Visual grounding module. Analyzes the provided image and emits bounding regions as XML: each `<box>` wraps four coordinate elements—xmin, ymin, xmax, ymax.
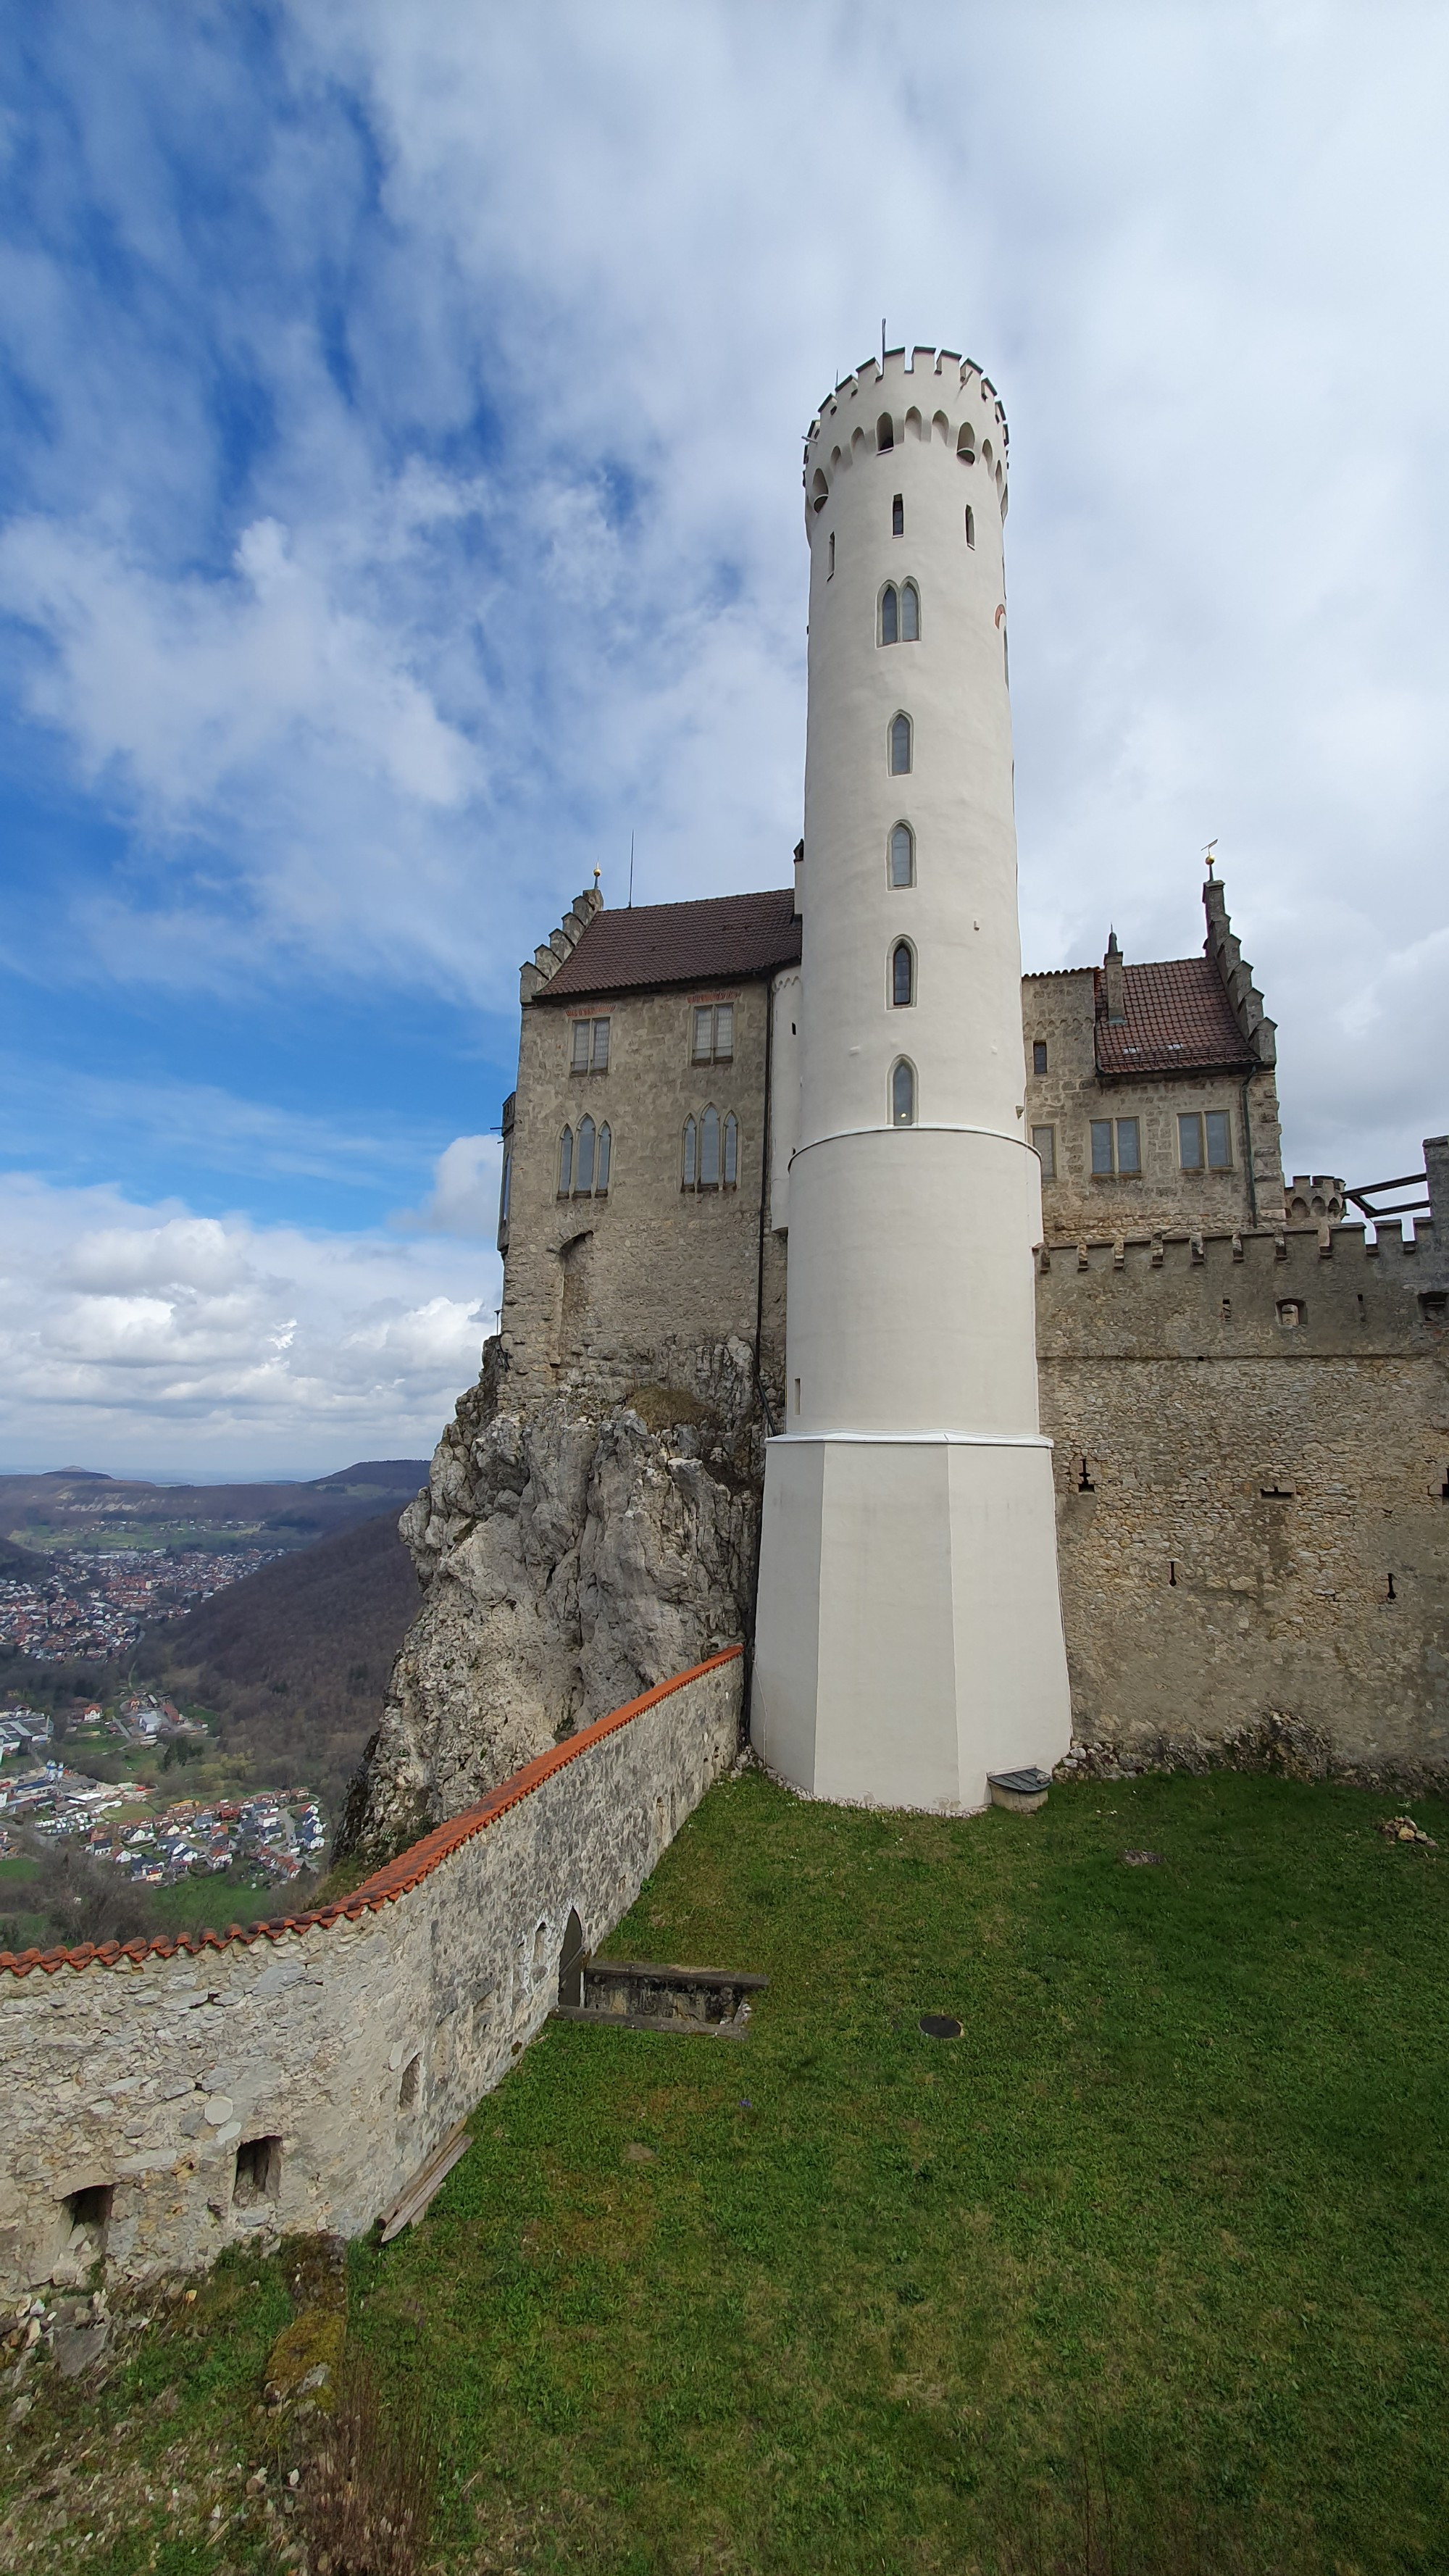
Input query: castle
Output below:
<box><xmin>3</xmin><ymin>346</ymin><xmax>1444</xmax><ymax>2300</ymax></box>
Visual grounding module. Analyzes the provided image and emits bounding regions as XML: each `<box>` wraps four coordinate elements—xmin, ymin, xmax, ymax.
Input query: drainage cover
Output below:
<box><xmin>919</xmin><ymin>2014</ymin><xmax>962</xmax><ymax>2039</ymax></box>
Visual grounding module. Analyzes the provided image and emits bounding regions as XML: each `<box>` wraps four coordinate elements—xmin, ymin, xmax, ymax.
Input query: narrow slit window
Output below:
<box><xmin>891</xmin><ymin>941</ymin><xmax>914</xmax><ymax>1007</ymax></box>
<box><xmin>889</xmin><ymin>822</ymin><xmax>914</xmax><ymax>887</ymax></box>
<box><xmin>877</xmin><ymin>412</ymin><xmax>894</xmax><ymax>451</ymax></box>
<box><xmin>1178</xmin><ymin>1112</ymin><xmax>1204</xmax><ymax>1171</ymax></box>
<box><xmin>498</xmin><ymin>1150</ymin><xmax>511</xmax><ymax>1225</ymax></box>
<box><xmin>576</xmin><ymin>1115</ymin><xmax>596</xmax><ymax>1194</ymax></box>
<box><xmin>701</xmin><ymin>1105</ymin><xmax>721</xmax><ymax>1187</ymax></box>
<box><xmin>892</xmin><ymin>492</ymin><xmax>904</xmax><ymax>536</ymax></box>
<box><xmin>1091</xmin><ymin>1119</ymin><xmax>1114</xmax><ymax>1177</ymax></box>
<box><xmin>827</xmin><ymin>530</ymin><xmax>835</xmax><ymax>577</ymax></box>
<box><xmin>1032</xmin><ymin>1039</ymin><xmax>1048</xmax><ymax>1075</ymax></box>
<box><xmin>964</xmin><ymin>505</ymin><xmax>975</xmax><ymax>549</ymax></box>
<box><xmin>1206</xmin><ymin>1110</ymin><xmax>1233</xmax><ymax>1170</ymax></box>
<box><xmin>591</xmin><ymin>1017</ymin><xmax>610</xmax><ymax>1072</ymax></box>
<box><xmin>1032</xmin><ymin>1125</ymin><xmax>1056</xmax><ymax>1180</ymax></box>
<box><xmin>558</xmin><ymin>1127</ymin><xmax>574</xmax><ymax>1196</ymax></box>
<box><xmin>880</xmin><ymin>584</ymin><xmax>898</xmax><ymax>644</ymax></box>
<box><xmin>1116</xmin><ymin>1117</ymin><xmax>1140</xmax><ymax>1176</ymax></box>
<box><xmin>891</xmin><ymin>1060</ymin><xmax>916</xmax><ymax>1127</ymax></box>
<box><xmin>682</xmin><ymin>1117</ymin><xmax>697</xmax><ymax>1189</ymax></box>
<box><xmin>723</xmin><ymin>1112</ymin><xmax>738</xmax><ymax>1187</ymax></box>
<box><xmin>596</xmin><ymin>1122</ymin><xmax>611</xmax><ymax>1193</ymax></box>
<box><xmin>571</xmin><ymin>1020</ymin><xmax>590</xmax><ymax>1073</ymax></box>
<box><xmin>890</xmin><ymin>713</ymin><xmax>912</xmax><ymax>775</ymax></box>
<box><xmin>901</xmin><ymin>580</ymin><xmax>919</xmax><ymax>640</ymax></box>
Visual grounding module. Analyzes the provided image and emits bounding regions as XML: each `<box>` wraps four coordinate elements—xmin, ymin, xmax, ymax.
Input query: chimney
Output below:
<box><xmin>1103</xmin><ymin>930</ymin><xmax>1126</xmax><ymax>1025</ymax></box>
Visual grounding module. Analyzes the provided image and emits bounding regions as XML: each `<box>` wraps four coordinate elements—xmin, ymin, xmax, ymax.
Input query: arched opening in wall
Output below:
<box><xmin>559</xmin><ymin>1908</ymin><xmax>586</xmax><ymax>2007</ymax></box>
<box><xmin>811</xmin><ymin>468</ymin><xmax>828</xmax><ymax>513</ymax></box>
<box><xmin>889</xmin><ymin>712</ymin><xmax>912</xmax><ymax>775</ymax></box>
<box><xmin>932</xmin><ymin>410</ymin><xmax>950</xmax><ymax>444</ymax></box>
<box><xmin>876</xmin><ymin>412</ymin><xmax>894</xmax><ymax>451</ymax></box>
<box><xmin>851</xmin><ymin>425</ymin><xmax>867</xmax><ymax>458</ymax></box>
<box><xmin>891</xmin><ymin>940</ymin><xmax>916</xmax><ymax>1007</ymax></box>
<box><xmin>233</xmin><ymin>2136</ymin><xmax>281</xmax><ymax>2209</ymax></box>
<box><xmin>880</xmin><ymin>583</ymin><xmax>898</xmax><ymax>644</ymax></box>
<box><xmin>889</xmin><ymin>822</ymin><xmax>915</xmax><ymax>887</ymax></box>
<box><xmin>905</xmin><ymin>407</ymin><xmax>922</xmax><ymax>441</ymax></box>
<box><xmin>900</xmin><ymin>580</ymin><xmax>919</xmax><ymax>640</ymax></box>
<box><xmin>964</xmin><ymin>505</ymin><xmax>975</xmax><ymax>549</ymax></box>
<box><xmin>59</xmin><ymin>2183</ymin><xmax>113</xmax><ymax>2265</ymax></box>
<box><xmin>532</xmin><ymin>1920</ymin><xmax>548</xmax><ymax>1975</ymax></box>
<box><xmin>891</xmin><ymin>1059</ymin><xmax>917</xmax><ymax>1127</ymax></box>
<box><xmin>982</xmin><ymin>436</ymin><xmax>994</xmax><ymax>469</ymax></box>
<box><xmin>957</xmin><ymin>422</ymin><xmax>976</xmax><ymax>462</ymax></box>
<box><xmin>555</xmin><ymin>1229</ymin><xmax>594</xmax><ymax>1359</ymax></box>
<box><xmin>830</xmin><ymin>446</ymin><xmax>842</xmax><ymax>472</ymax></box>
<box><xmin>398</xmin><ymin>2054</ymin><xmax>420</xmax><ymax>2111</ymax></box>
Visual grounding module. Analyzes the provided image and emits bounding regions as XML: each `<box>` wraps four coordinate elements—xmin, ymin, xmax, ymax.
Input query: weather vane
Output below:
<box><xmin>1203</xmin><ymin>838</ymin><xmax>1218</xmax><ymax>879</ymax></box>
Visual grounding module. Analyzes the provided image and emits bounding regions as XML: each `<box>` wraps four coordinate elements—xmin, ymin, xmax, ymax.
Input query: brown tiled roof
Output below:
<box><xmin>1095</xmin><ymin>956</ymin><xmax>1253</xmax><ymax>1077</ymax></box>
<box><xmin>537</xmin><ymin>889</ymin><xmax>801</xmax><ymax>1003</ymax></box>
<box><xmin>0</xmin><ymin>1648</ymin><xmax>742</xmax><ymax>1980</ymax></box>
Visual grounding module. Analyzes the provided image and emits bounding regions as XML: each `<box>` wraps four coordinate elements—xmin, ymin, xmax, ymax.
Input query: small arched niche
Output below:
<box><xmin>904</xmin><ymin>407</ymin><xmax>922</xmax><ymax>441</ymax></box>
<box><xmin>932</xmin><ymin>410</ymin><xmax>950</xmax><ymax>444</ymax></box>
<box><xmin>957</xmin><ymin>422</ymin><xmax>976</xmax><ymax>463</ymax></box>
<box><xmin>810</xmin><ymin>467</ymin><xmax>828</xmax><ymax>514</ymax></box>
<box><xmin>876</xmin><ymin>412</ymin><xmax>894</xmax><ymax>451</ymax></box>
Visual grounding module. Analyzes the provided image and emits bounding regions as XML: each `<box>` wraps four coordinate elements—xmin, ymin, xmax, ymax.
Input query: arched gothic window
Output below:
<box><xmin>701</xmin><ymin>1105</ymin><xmax>721</xmax><ymax>1188</ymax></box>
<box><xmin>880</xmin><ymin>584</ymin><xmax>898</xmax><ymax>646</ymax></box>
<box><xmin>681</xmin><ymin>1117</ymin><xmax>697</xmax><ymax>1190</ymax></box>
<box><xmin>723</xmin><ymin>1112</ymin><xmax>738</xmax><ymax>1187</ymax></box>
<box><xmin>557</xmin><ymin>1127</ymin><xmax>573</xmax><ymax>1196</ymax></box>
<box><xmin>876</xmin><ymin>412</ymin><xmax>894</xmax><ymax>451</ymax></box>
<box><xmin>891</xmin><ymin>1060</ymin><xmax>916</xmax><ymax>1127</ymax></box>
<box><xmin>596</xmin><ymin>1122</ymin><xmax>611</xmax><ymax>1193</ymax></box>
<box><xmin>890</xmin><ymin>712</ymin><xmax>912</xmax><ymax>775</ymax></box>
<box><xmin>889</xmin><ymin>822</ymin><xmax>914</xmax><ymax>888</ymax></box>
<box><xmin>900</xmin><ymin>580</ymin><xmax>919</xmax><ymax>640</ymax></box>
<box><xmin>892</xmin><ymin>941</ymin><xmax>914</xmax><ymax>1008</ymax></box>
<box><xmin>576</xmin><ymin>1115</ymin><xmax>596</xmax><ymax>1194</ymax></box>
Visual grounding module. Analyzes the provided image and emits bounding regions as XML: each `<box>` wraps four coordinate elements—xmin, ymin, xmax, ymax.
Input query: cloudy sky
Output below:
<box><xmin>1</xmin><ymin>2</ymin><xmax>1445</xmax><ymax>1475</ymax></box>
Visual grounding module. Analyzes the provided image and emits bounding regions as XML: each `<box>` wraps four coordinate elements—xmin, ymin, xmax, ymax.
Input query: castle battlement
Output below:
<box><xmin>519</xmin><ymin>882</ymin><xmax>603</xmax><ymax>1005</ymax></box>
<box><xmin>803</xmin><ymin>345</ymin><xmax>1009</xmax><ymax>526</ymax></box>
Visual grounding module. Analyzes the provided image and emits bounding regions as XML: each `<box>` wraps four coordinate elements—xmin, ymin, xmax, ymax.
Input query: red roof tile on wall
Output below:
<box><xmin>538</xmin><ymin>890</ymin><xmax>801</xmax><ymax>1003</ymax></box>
<box><xmin>1096</xmin><ymin>957</ymin><xmax>1252</xmax><ymax>1077</ymax></box>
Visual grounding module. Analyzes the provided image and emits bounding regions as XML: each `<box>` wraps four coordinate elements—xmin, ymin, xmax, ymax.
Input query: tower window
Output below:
<box><xmin>558</xmin><ymin>1126</ymin><xmax>573</xmax><ymax>1196</ymax></box>
<box><xmin>700</xmin><ymin>1105</ymin><xmax>721</xmax><ymax>1188</ymax></box>
<box><xmin>881</xmin><ymin>584</ymin><xmax>898</xmax><ymax>645</ymax></box>
<box><xmin>901</xmin><ymin>580</ymin><xmax>919</xmax><ymax>640</ymax></box>
<box><xmin>1032</xmin><ymin>1040</ymin><xmax>1048</xmax><ymax>1075</ymax></box>
<box><xmin>571</xmin><ymin>1016</ymin><xmax>610</xmax><ymax>1073</ymax></box>
<box><xmin>965</xmin><ymin>505</ymin><xmax>975</xmax><ymax>549</ymax></box>
<box><xmin>692</xmin><ymin>1002</ymin><xmax>734</xmax><ymax>1064</ymax></box>
<box><xmin>957</xmin><ymin>422</ymin><xmax>976</xmax><ymax>463</ymax></box>
<box><xmin>1032</xmin><ymin>1125</ymin><xmax>1056</xmax><ymax>1180</ymax></box>
<box><xmin>828</xmin><ymin>530</ymin><xmax>835</xmax><ymax>577</ymax></box>
<box><xmin>682</xmin><ymin>1117</ymin><xmax>697</xmax><ymax>1189</ymax></box>
<box><xmin>576</xmin><ymin>1115</ymin><xmax>596</xmax><ymax>1194</ymax></box>
<box><xmin>891</xmin><ymin>1060</ymin><xmax>916</xmax><ymax>1127</ymax></box>
<box><xmin>891</xmin><ymin>941</ymin><xmax>914</xmax><ymax>1008</ymax></box>
<box><xmin>892</xmin><ymin>492</ymin><xmax>903</xmax><ymax>537</ymax></box>
<box><xmin>889</xmin><ymin>713</ymin><xmax>912</xmax><ymax>775</ymax></box>
<box><xmin>889</xmin><ymin>822</ymin><xmax>914</xmax><ymax>888</ymax></box>
<box><xmin>877</xmin><ymin>412</ymin><xmax>893</xmax><ymax>451</ymax></box>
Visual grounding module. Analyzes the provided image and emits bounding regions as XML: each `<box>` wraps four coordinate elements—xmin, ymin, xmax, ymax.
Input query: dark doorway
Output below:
<box><xmin>558</xmin><ymin>1908</ymin><xmax>587</xmax><ymax>2008</ymax></box>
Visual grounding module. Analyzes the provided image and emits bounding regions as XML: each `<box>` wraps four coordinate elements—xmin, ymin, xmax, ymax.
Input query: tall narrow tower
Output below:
<box><xmin>751</xmin><ymin>346</ymin><xmax>1072</xmax><ymax>1809</ymax></box>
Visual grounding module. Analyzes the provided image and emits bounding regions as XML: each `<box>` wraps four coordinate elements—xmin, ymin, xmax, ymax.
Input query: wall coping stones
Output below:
<box><xmin>0</xmin><ymin>1646</ymin><xmax>743</xmax><ymax>1983</ymax></box>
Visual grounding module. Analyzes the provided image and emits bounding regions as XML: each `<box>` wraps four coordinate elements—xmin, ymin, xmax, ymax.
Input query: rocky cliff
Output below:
<box><xmin>335</xmin><ymin>1337</ymin><xmax>761</xmax><ymax>1861</ymax></box>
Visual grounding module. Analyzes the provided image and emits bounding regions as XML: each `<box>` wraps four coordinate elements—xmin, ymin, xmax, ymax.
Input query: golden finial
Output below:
<box><xmin>1203</xmin><ymin>838</ymin><xmax>1218</xmax><ymax>879</ymax></box>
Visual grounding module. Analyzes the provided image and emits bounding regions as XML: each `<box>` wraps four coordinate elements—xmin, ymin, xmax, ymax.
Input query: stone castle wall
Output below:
<box><xmin>0</xmin><ymin>1652</ymin><xmax>743</xmax><ymax>2298</ymax></box>
<box><xmin>1037</xmin><ymin>1220</ymin><xmax>1449</xmax><ymax>1777</ymax></box>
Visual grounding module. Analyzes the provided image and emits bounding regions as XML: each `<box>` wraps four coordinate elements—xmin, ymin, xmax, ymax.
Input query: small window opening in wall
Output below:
<box><xmin>1179</xmin><ymin>1109</ymin><xmax>1232</xmax><ymax>1171</ymax></box>
<box><xmin>1169</xmin><ymin>1560</ymin><xmax>1177</xmax><ymax>1587</ymax></box>
<box><xmin>1077</xmin><ymin>1458</ymin><xmax>1095</xmax><ymax>1491</ymax></box>
<box><xmin>700</xmin><ymin>1104</ymin><xmax>722</xmax><ymax>1187</ymax></box>
<box><xmin>900</xmin><ymin>580</ymin><xmax>919</xmax><ymax>640</ymax></box>
<box><xmin>964</xmin><ymin>504</ymin><xmax>976</xmax><ymax>549</ymax></box>
<box><xmin>881</xmin><ymin>583</ymin><xmax>898</xmax><ymax>644</ymax></box>
<box><xmin>692</xmin><ymin>1001</ymin><xmax>734</xmax><ymax>1064</ymax></box>
<box><xmin>1091</xmin><ymin>1117</ymin><xmax>1140</xmax><ymax>1177</ymax></box>
<box><xmin>1031</xmin><ymin>1125</ymin><xmax>1056</xmax><ymax>1180</ymax></box>
<box><xmin>1221</xmin><ymin>1296</ymin><xmax>1232</xmax><ymax>1321</ymax></box>
<box><xmin>877</xmin><ymin>412</ymin><xmax>894</xmax><ymax>451</ymax></box>
<box><xmin>1387</xmin><ymin>1570</ymin><xmax>1397</xmax><ymax>1602</ymax></box>
<box><xmin>233</xmin><ymin>2136</ymin><xmax>281</xmax><ymax>2208</ymax></box>
<box><xmin>827</xmin><ymin>530</ymin><xmax>835</xmax><ymax>577</ymax></box>
<box><xmin>1440</xmin><ymin>1464</ymin><xmax>1449</xmax><ymax>1500</ymax></box>
<box><xmin>62</xmin><ymin>2183</ymin><xmax>113</xmax><ymax>2251</ymax></box>
<box><xmin>398</xmin><ymin>2054</ymin><xmax>420</xmax><ymax>2111</ymax></box>
<box><xmin>571</xmin><ymin>1015</ymin><xmax>611</xmax><ymax>1074</ymax></box>
<box><xmin>1277</xmin><ymin>1299</ymin><xmax>1303</xmax><ymax>1330</ymax></box>
<box><xmin>793</xmin><ymin>1377</ymin><xmax>801</xmax><ymax>1415</ymax></box>
<box><xmin>559</xmin><ymin>1908</ymin><xmax>586</xmax><ymax>2008</ymax></box>
<box><xmin>889</xmin><ymin>822</ymin><xmax>914</xmax><ymax>887</ymax></box>
<box><xmin>892</xmin><ymin>492</ymin><xmax>903</xmax><ymax>536</ymax></box>
<box><xmin>1032</xmin><ymin>1039</ymin><xmax>1047</xmax><ymax>1075</ymax></box>
<box><xmin>889</xmin><ymin>712</ymin><xmax>912</xmax><ymax>775</ymax></box>
<box><xmin>533</xmin><ymin>1920</ymin><xmax>548</xmax><ymax>1975</ymax></box>
<box><xmin>957</xmin><ymin>422</ymin><xmax>975</xmax><ymax>462</ymax></box>
<box><xmin>1261</xmin><ymin>1483</ymin><xmax>1295</xmax><ymax>1500</ymax></box>
<box><xmin>891</xmin><ymin>941</ymin><xmax>914</xmax><ymax>1007</ymax></box>
<box><xmin>891</xmin><ymin>1059</ymin><xmax>916</xmax><ymax>1126</ymax></box>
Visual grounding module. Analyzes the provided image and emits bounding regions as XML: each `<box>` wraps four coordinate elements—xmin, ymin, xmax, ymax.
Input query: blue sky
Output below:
<box><xmin>1</xmin><ymin>2</ymin><xmax>1446</xmax><ymax>1472</ymax></box>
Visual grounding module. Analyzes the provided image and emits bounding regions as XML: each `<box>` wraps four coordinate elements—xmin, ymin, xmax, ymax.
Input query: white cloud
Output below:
<box><xmin>0</xmin><ymin>1173</ymin><xmax>499</xmax><ymax>1475</ymax></box>
<box><xmin>395</xmin><ymin>1133</ymin><xmax>504</xmax><ymax>1239</ymax></box>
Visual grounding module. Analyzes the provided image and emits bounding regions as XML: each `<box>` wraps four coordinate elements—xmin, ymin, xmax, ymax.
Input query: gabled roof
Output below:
<box><xmin>1095</xmin><ymin>956</ymin><xmax>1254</xmax><ymax>1077</ymax></box>
<box><xmin>536</xmin><ymin>889</ymin><xmax>801</xmax><ymax>1004</ymax></box>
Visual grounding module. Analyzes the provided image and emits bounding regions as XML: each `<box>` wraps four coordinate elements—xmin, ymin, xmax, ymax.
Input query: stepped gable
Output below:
<box><xmin>535</xmin><ymin>888</ymin><xmax>801</xmax><ymax>1004</ymax></box>
<box><xmin>1095</xmin><ymin>954</ymin><xmax>1254</xmax><ymax>1077</ymax></box>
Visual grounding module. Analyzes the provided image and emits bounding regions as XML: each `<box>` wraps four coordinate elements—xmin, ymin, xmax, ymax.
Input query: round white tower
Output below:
<box><xmin>751</xmin><ymin>343</ymin><xmax>1072</xmax><ymax>1810</ymax></box>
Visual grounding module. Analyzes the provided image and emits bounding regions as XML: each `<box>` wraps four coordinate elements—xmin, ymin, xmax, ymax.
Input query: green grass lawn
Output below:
<box><xmin>4</xmin><ymin>1768</ymin><xmax>1448</xmax><ymax>2574</ymax></box>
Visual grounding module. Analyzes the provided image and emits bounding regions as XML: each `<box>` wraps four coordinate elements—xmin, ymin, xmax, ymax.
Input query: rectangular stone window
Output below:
<box><xmin>571</xmin><ymin>1017</ymin><xmax>611</xmax><ymax>1074</ymax></box>
<box><xmin>1032</xmin><ymin>1125</ymin><xmax>1056</xmax><ymax>1180</ymax></box>
<box><xmin>1179</xmin><ymin>1110</ymin><xmax>1233</xmax><ymax>1171</ymax></box>
<box><xmin>1092</xmin><ymin>1118</ymin><xmax>1140</xmax><ymax>1177</ymax></box>
<box><xmin>692</xmin><ymin>1003</ymin><xmax>734</xmax><ymax>1064</ymax></box>
<box><xmin>1032</xmin><ymin>1040</ymin><xmax>1048</xmax><ymax>1075</ymax></box>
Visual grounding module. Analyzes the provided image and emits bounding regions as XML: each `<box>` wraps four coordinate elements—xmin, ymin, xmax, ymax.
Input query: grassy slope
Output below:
<box><xmin>3</xmin><ymin>1769</ymin><xmax>1448</xmax><ymax>2575</ymax></box>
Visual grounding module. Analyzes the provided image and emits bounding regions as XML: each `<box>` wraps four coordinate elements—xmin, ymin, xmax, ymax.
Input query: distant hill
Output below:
<box><xmin>135</xmin><ymin>1512</ymin><xmax>425</xmax><ymax>1811</ymax></box>
<box><xmin>0</xmin><ymin>1459</ymin><xmax>429</xmax><ymax>1555</ymax></box>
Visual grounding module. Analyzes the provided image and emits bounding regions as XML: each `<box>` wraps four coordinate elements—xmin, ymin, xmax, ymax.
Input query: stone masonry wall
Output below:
<box><xmin>1037</xmin><ymin>1220</ymin><xmax>1449</xmax><ymax>1778</ymax></box>
<box><xmin>0</xmin><ymin>1652</ymin><xmax>742</xmax><ymax>2299</ymax></box>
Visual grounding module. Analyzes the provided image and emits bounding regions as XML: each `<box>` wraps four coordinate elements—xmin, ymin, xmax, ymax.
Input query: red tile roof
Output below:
<box><xmin>538</xmin><ymin>889</ymin><xmax>801</xmax><ymax>1004</ymax></box>
<box><xmin>0</xmin><ymin>1646</ymin><xmax>743</xmax><ymax>1979</ymax></box>
<box><xmin>1095</xmin><ymin>956</ymin><xmax>1252</xmax><ymax>1077</ymax></box>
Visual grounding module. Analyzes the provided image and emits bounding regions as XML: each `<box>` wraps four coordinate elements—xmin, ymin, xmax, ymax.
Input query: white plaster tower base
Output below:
<box><xmin>751</xmin><ymin>346</ymin><xmax>1071</xmax><ymax>1811</ymax></box>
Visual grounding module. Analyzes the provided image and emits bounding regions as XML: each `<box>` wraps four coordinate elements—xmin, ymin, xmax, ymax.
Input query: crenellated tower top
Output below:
<box><xmin>802</xmin><ymin>345</ymin><xmax>1009</xmax><ymax>533</ymax></box>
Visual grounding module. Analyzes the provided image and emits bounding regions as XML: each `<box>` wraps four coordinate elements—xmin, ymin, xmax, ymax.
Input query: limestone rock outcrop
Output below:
<box><xmin>336</xmin><ymin>1338</ymin><xmax>761</xmax><ymax>1859</ymax></box>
